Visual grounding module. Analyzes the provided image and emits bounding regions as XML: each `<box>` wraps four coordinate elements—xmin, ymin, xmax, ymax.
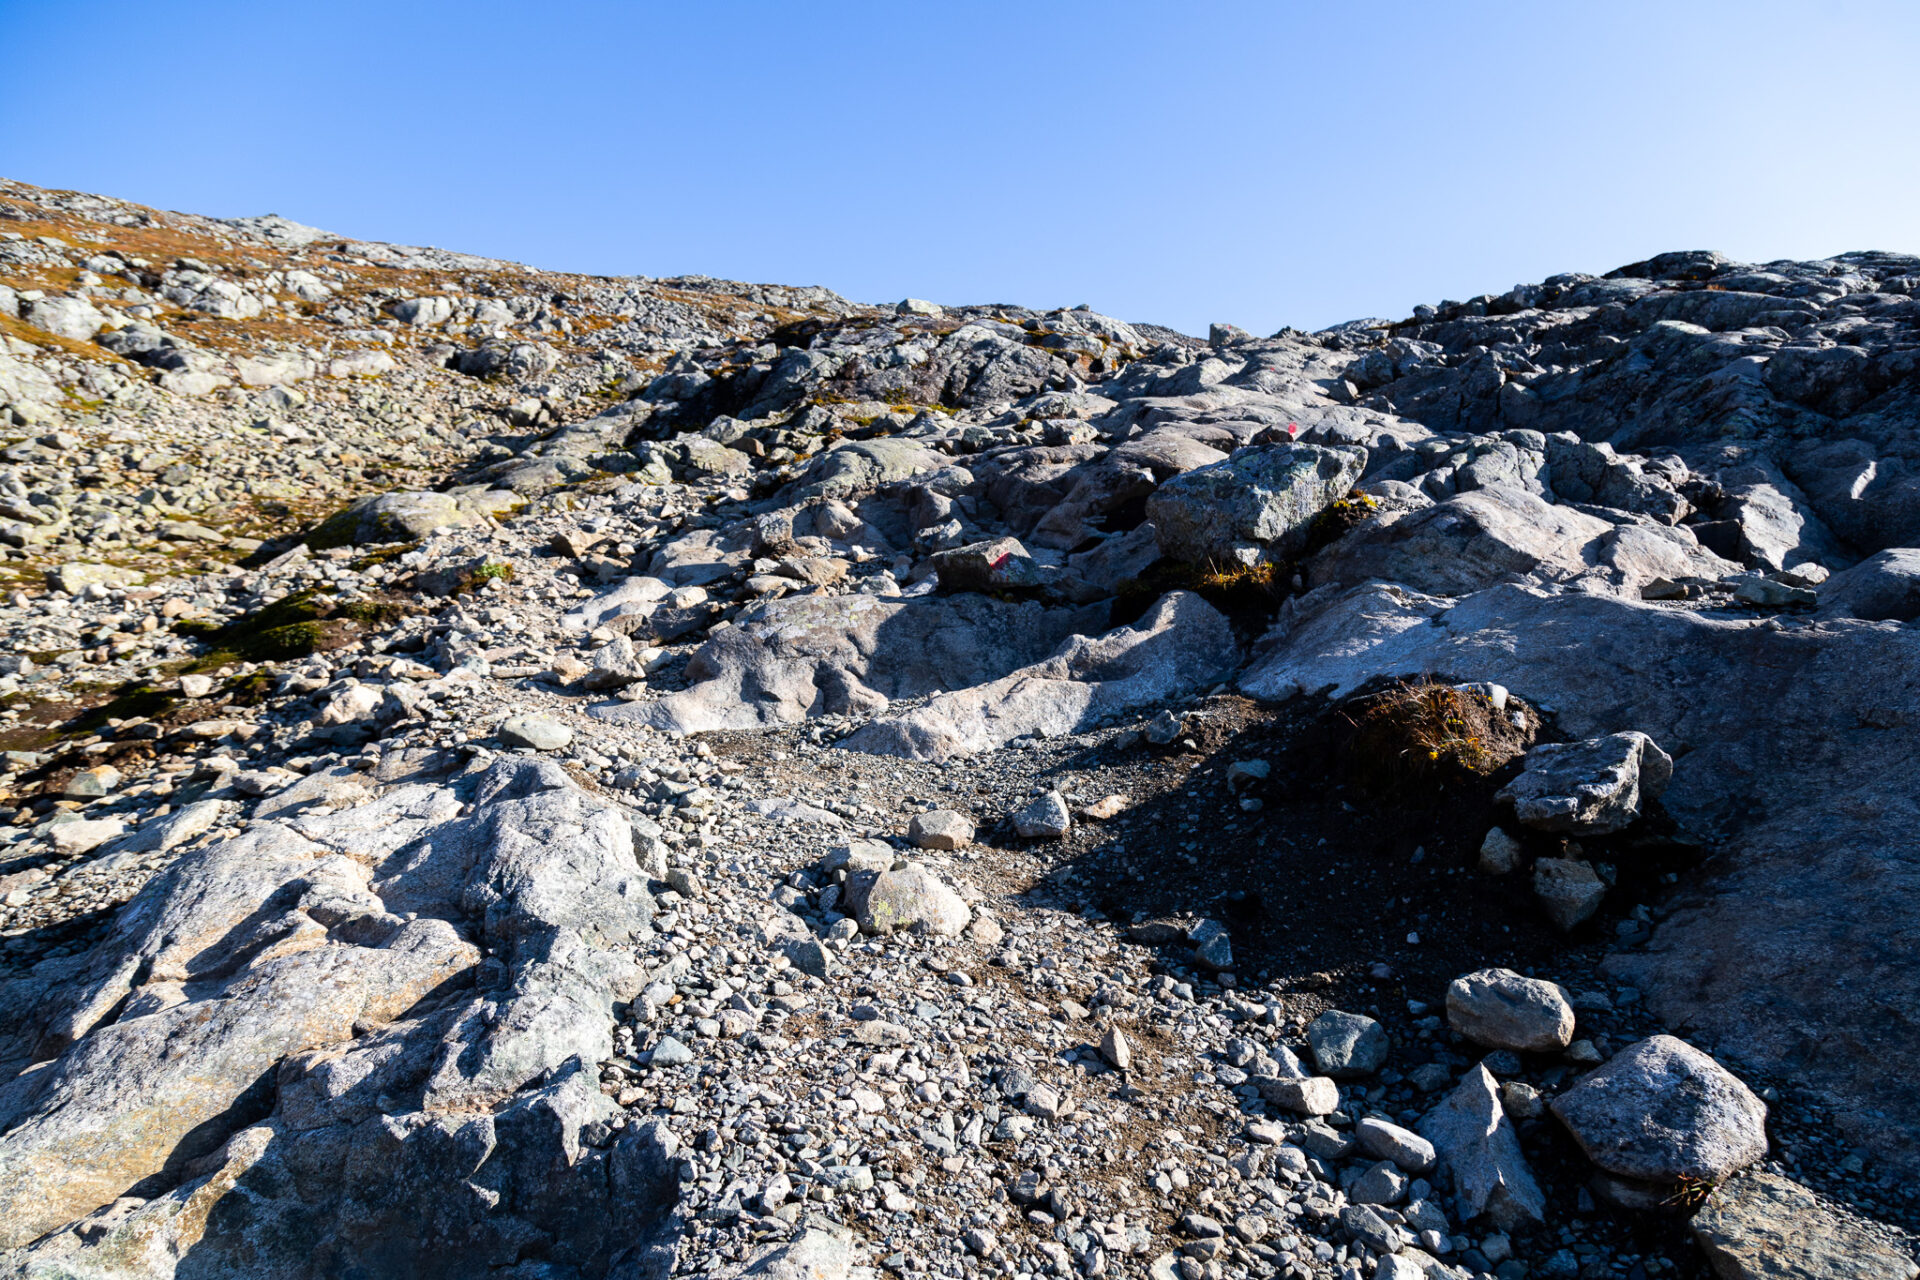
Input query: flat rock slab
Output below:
<box><xmin>1691</xmin><ymin>1169</ymin><xmax>1919</xmax><ymax>1280</ymax></box>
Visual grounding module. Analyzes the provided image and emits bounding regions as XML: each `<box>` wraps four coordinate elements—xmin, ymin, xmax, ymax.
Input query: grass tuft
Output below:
<box><xmin>1337</xmin><ymin>678</ymin><xmax>1533</xmax><ymax>797</ymax></box>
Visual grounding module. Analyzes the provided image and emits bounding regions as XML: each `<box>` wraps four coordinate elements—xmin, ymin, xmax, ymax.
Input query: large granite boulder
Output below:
<box><xmin>1147</xmin><ymin>442</ymin><xmax>1365</xmax><ymax>566</ymax></box>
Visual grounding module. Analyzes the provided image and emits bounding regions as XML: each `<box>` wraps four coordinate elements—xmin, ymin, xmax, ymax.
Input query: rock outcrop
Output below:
<box><xmin>1</xmin><ymin>177</ymin><xmax>1914</xmax><ymax>1277</ymax></box>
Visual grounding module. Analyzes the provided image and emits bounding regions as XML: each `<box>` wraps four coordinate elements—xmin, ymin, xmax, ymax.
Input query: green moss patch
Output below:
<box><xmin>174</xmin><ymin>589</ymin><xmax>414</xmax><ymax>667</ymax></box>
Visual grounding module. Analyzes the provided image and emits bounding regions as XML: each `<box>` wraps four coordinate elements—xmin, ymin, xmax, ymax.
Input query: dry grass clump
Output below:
<box><xmin>1338</xmin><ymin>678</ymin><xmax>1534</xmax><ymax>796</ymax></box>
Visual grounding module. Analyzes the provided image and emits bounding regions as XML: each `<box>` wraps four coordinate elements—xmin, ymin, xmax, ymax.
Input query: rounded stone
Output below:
<box><xmin>908</xmin><ymin>809</ymin><xmax>975</xmax><ymax>850</ymax></box>
<box><xmin>1307</xmin><ymin>1009</ymin><xmax>1389</xmax><ymax>1078</ymax></box>
<box><xmin>1447</xmin><ymin>968</ymin><xmax>1576</xmax><ymax>1052</ymax></box>
<box><xmin>1550</xmin><ymin>1035</ymin><xmax>1768</xmax><ymax>1184</ymax></box>
<box><xmin>499</xmin><ymin>714</ymin><xmax>572</xmax><ymax>751</ymax></box>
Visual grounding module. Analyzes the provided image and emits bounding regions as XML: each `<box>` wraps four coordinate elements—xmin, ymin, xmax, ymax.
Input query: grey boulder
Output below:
<box><xmin>1147</xmin><ymin>442</ymin><xmax>1365</xmax><ymax>566</ymax></box>
<box><xmin>1312</xmin><ymin>484</ymin><xmax>1612</xmax><ymax>596</ymax></box>
<box><xmin>1551</xmin><ymin>1034</ymin><xmax>1768</xmax><ymax>1187</ymax></box>
<box><xmin>1418</xmin><ymin>1063</ymin><xmax>1546</xmax><ymax>1231</ymax></box>
<box><xmin>1532</xmin><ymin>857</ymin><xmax>1607</xmax><ymax>931</ymax></box>
<box><xmin>1446</xmin><ymin>969</ymin><xmax>1575</xmax><ymax>1052</ymax></box>
<box><xmin>1496</xmin><ymin>731</ymin><xmax>1673</xmax><ymax>835</ymax></box>
<box><xmin>1354</xmin><ymin>1116</ymin><xmax>1437</xmax><ymax>1175</ymax></box>
<box><xmin>312</xmin><ymin>490</ymin><xmax>490</xmax><ymax>546</ymax></box>
<box><xmin>855</xmin><ymin>864</ymin><xmax>970</xmax><ymax>937</ymax></box>
<box><xmin>1307</xmin><ymin>1009</ymin><xmax>1388</xmax><ymax>1078</ymax></box>
<box><xmin>499</xmin><ymin>713</ymin><xmax>572</xmax><ymax>751</ymax></box>
<box><xmin>1012</xmin><ymin>791</ymin><xmax>1071</xmax><ymax>839</ymax></box>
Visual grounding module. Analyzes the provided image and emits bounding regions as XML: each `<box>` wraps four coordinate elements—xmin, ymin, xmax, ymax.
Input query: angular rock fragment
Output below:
<box><xmin>1497</xmin><ymin>731</ymin><xmax>1673</xmax><ymax>835</ymax></box>
<box><xmin>1148</xmin><ymin>442</ymin><xmax>1366</xmax><ymax>566</ymax></box>
<box><xmin>1012</xmin><ymin>791</ymin><xmax>1071</xmax><ymax>839</ymax></box>
<box><xmin>1532</xmin><ymin>856</ymin><xmax>1606</xmax><ymax>931</ymax></box>
<box><xmin>1257</xmin><ymin>1075</ymin><xmax>1340</xmax><ymax>1115</ymax></box>
<box><xmin>1418</xmin><ymin>1063</ymin><xmax>1546</xmax><ymax>1231</ymax></box>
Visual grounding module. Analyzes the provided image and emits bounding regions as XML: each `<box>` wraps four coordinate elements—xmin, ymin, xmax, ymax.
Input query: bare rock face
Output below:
<box><xmin>1551</xmin><ymin>1035</ymin><xmax>1768</xmax><ymax>1188</ymax></box>
<box><xmin>0</xmin><ymin>758</ymin><xmax>681</xmax><ymax>1275</ymax></box>
<box><xmin>1418</xmin><ymin>1064</ymin><xmax>1546</xmax><ymax>1232</ymax></box>
<box><xmin>600</xmin><ymin>593</ymin><xmax>1105</xmax><ymax>735</ymax></box>
<box><xmin>841</xmin><ymin>592</ymin><xmax>1236</xmax><ymax>762</ymax></box>
<box><xmin>1496</xmin><ymin>732</ymin><xmax>1673</xmax><ymax>836</ymax></box>
<box><xmin>1240</xmin><ymin>580</ymin><xmax>1920</xmax><ymax>1173</ymax></box>
<box><xmin>1691</xmin><ymin>1169</ymin><xmax>1920</xmax><ymax>1280</ymax></box>
<box><xmin>1312</xmin><ymin>485</ymin><xmax>1615</xmax><ymax>596</ymax></box>
<box><xmin>1818</xmin><ymin>546</ymin><xmax>1920</xmax><ymax>622</ymax></box>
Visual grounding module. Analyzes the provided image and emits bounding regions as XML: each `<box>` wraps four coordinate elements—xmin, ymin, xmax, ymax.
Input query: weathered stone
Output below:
<box><xmin>844</xmin><ymin>591</ymin><xmax>1235</xmax><ymax>762</ymax></box>
<box><xmin>1307</xmin><ymin>1009</ymin><xmax>1388</xmax><ymax>1078</ymax></box>
<box><xmin>1355</xmin><ymin>1117</ymin><xmax>1437</xmax><ymax>1175</ymax></box>
<box><xmin>1532</xmin><ymin>857</ymin><xmax>1607</xmax><ymax>931</ymax></box>
<box><xmin>1496</xmin><ymin>731</ymin><xmax>1673</xmax><ymax>835</ymax></box>
<box><xmin>312</xmin><ymin>490</ymin><xmax>488</xmax><ymax>546</ymax></box>
<box><xmin>1446</xmin><ymin>969</ymin><xmax>1576</xmax><ymax>1052</ymax></box>
<box><xmin>932</xmin><ymin>536</ymin><xmax>1047</xmax><ymax>593</ymax></box>
<box><xmin>1256</xmin><ymin>1075</ymin><xmax>1340</xmax><ymax>1115</ymax></box>
<box><xmin>1691</xmin><ymin>1169</ymin><xmax>1920</xmax><ymax>1280</ymax></box>
<box><xmin>499</xmin><ymin>713</ymin><xmax>572</xmax><ymax>751</ymax></box>
<box><xmin>1012</xmin><ymin>791</ymin><xmax>1071</xmax><ymax>839</ymax></box>
<box><xmin>1418</xmin><ymin>1063</ymin><xmax>1546</xmax><ymax>1231</ymax></box>
<box><xmin>1551</xmin><ymin>1035</ymin><xmax>1768</xmax><ymax>1186</ymax></box>
<box><xmin>907</xmin><ymin>809</ymin><xmax>974</xmax><ymax>850</ymax></box>
<box><xmin>602</xmin><ymin>592</ymin><xmax>1104</xmax><ymax>735</ymax></box>
<box><xmin>1478</xmin><ymin>827</ymin><xmax>1523</xmax><ymax>874</ymax></box>
<box><xmin>1148</xmin><ymin>442</ymin><xmax>1366</xmax><ymax>566</ymax></box>
<box><xmin>855</xmin><ymin>864</ymin><xmax>970</xmax><ymax>936</ymax></box>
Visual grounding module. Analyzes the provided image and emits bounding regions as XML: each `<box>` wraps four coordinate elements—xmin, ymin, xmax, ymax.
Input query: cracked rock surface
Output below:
<box><xmin>0</xmin><ymin>181</ymin><xmax>1914</xmax><ymax>1277</ymax></box>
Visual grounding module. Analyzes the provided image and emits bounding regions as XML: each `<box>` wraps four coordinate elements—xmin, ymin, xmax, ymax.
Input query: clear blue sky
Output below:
<box><xmin>5</xmin><ymin>1</ymin><xmax>1918</xmax><ymax>336</ymax></box>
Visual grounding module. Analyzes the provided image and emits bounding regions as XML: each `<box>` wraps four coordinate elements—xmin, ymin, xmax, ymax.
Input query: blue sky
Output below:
<box><xmin>5</xmin><ymin>1</ymin><xmax>1918</xmax><ymax>336</ymax></box>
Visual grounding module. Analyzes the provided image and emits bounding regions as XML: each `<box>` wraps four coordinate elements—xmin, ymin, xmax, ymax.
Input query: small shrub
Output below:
<box><xmin>1338</xmin><ymin>678</ymin><xmax>1533</xmax><ymax>796</ymax></box>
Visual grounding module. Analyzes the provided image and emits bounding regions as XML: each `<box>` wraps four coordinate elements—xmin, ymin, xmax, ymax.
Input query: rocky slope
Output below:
<box><xmin>0</xmin><ymin>176</ymin><xmax>1914</xmax><ymax>1280</ymax></box>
